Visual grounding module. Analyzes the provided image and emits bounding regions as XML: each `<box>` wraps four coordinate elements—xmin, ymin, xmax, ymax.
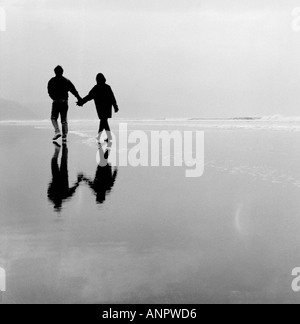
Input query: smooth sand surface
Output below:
<box><xmin>1</xmin><ymin>120</ymin><xmax>300</xmax><ymax>304</ymax></box>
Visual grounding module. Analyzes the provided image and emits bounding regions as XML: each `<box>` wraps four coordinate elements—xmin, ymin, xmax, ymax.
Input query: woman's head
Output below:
<box><xmin>96</xmin><ymin>73</ymin><xmax>106</xmax><ymax>84</ymax></box>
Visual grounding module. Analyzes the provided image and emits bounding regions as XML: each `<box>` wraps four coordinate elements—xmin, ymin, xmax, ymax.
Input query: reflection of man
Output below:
<box><xmin>48</xmin><ymin>66</ymin><xmax>82</xmax><ymax>142</ymax></box>
<box><xmin>80</xmin><ymin>143</ymin><xmax>118</xmax><ymax>204</ymax></box>
<box><xmin>48</xmin><ymin>143</ymin><xmax>81</xmax><ymax>212</ymax></box>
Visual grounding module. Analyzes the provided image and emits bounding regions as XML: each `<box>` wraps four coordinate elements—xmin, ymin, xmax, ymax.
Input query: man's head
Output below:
<box><xmin>96</xmin><ymin>73</ymin><xmax>106</xmax><ymax>85</ymax></box>
<box><xmin>54</xmin><ymin>66</ymin><xmax>64</xmax><ymax>77</ymax></box>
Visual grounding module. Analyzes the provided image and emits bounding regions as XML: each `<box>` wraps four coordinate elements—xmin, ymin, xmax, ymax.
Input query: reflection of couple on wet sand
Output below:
<box><xmin>48</xmin><ymin>66</ymin><xmax>119</xmax><ymax>143</ymax></box>
<box><xmin>47</xmin><ymin>142</ymin><xmax>118</xmax><ymax>212</ymax></box>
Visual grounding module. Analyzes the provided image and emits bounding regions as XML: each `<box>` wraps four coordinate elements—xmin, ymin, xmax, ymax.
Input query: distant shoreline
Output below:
<box><xmin>0</xmin><ymin>117</ymin><xmax>264</xmax><ymax>123</ymax></box>
<box><xmin>2</xmin><ymin>117</ymin><xmax>300</xmax><ymax>123</ymax></box>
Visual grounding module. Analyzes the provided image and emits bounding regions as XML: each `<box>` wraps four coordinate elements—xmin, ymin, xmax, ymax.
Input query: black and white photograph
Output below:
<box><xmin>1</xmin><ymin>0</ymin><xmax>300</xmax><ymax>306</ymax></box>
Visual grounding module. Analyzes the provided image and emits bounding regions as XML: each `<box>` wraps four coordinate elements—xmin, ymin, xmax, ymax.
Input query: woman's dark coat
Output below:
<box><xmin>82</xmin><ymin>83</ymin><xmax>118</xmax><ymax>119</ymax></box>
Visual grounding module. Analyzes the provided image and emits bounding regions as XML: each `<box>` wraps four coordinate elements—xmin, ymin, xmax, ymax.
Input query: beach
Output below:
<box><xmin>0</xmin><ymin>120</ymin><xmax>300</xmax><ymax>304</ymax></box>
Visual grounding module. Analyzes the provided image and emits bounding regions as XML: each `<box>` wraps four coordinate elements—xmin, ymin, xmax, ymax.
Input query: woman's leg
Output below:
<box><xmin>97</xmin><ymin>120</ymin><xmax>105</xmax><ymax>141</ymax></box>
<box><xmin>104</xmin><ymin>119</ymin><xmax>112</xmax><ymax>141</ymax></box>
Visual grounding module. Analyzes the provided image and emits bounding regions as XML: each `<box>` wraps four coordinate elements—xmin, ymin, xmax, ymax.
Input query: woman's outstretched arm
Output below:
<box><xmin>77</xmin><ymin>87</ymin><xmax>95</xmax><ymax>106</ymax></box>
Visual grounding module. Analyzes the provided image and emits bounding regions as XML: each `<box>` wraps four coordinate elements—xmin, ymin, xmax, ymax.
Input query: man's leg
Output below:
<box><xmin>60</xmin><ymin>102</ymin><xmax>69</xmax><ymax>140</ymax></box>
<box><xmin>51</xmin><ymin>102</ymin><xmax>61</xmax><ymax>139</ymax></box>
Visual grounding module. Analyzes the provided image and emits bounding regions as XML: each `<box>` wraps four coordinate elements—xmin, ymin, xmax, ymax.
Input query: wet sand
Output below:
<box><xmin>1</xmin><ymin>121</ymin><xmax>300</xmax><ymax>304</ymax></box>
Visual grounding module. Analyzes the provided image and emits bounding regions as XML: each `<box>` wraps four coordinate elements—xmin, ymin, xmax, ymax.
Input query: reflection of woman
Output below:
<box><xmin>47</xmin><ymin>143</ymin><xmax>81</xmax><ymax>212</ymax></box>
<box><xmin>77</xmin><ymin>73</ymin><xmax>119</xmax><ymax>143</ymax></box>
<box><xmin>81</xmin><ymin>143</ymin><xmax>118</xmax><ymax>204</ymax></box>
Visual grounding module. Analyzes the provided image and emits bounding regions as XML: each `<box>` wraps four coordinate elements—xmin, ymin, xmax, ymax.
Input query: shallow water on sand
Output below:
<box><xmin>1</xmin><ymin>121</ymin><xmax>300</xmax><ymax>303</ymax></box>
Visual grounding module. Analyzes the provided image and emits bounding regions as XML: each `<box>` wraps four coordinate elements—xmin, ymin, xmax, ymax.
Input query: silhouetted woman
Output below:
<box><xmin>78</xmin><ymin>73</ymin><xmax>119</xmax><ymax>142</ymax></box>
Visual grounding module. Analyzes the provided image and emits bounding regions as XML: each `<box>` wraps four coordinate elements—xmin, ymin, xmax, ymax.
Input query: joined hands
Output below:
<box><xmin>77</xmin><ymin>98</ymin><xmax>84</xmax><ymax>107</ymax></box>
<box><xmin>76</xmin><ymin>98</ymin><xmax>119</xmax><ymax>112</ymax></box>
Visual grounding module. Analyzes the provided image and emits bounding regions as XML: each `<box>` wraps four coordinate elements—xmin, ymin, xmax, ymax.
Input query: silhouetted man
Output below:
<box><xmin>77</xmin><ymin>73</ymin><xmax>118</xmax><ymax>142</ymax></box>
<box><xmin>48</xmin><ymin>143</ymin><xmax>82</xmax><ymax>212</ymax></box>
<box><xmin>48</xmin><ymin>66</ymin><xmax>82</xmax><ymax>142</ymax></box>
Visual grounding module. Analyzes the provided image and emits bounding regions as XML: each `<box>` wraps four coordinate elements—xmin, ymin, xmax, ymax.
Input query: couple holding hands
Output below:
<box><xmin>48</xmin><ymin>66</ymin><xmax>119</xmax><ymax>143</ymax></box>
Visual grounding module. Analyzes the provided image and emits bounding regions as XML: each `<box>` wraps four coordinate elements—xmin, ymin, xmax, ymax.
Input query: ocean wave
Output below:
<box><xmin>259</xmin><ymin>115</ymin><xmax>300</xmax><ymax>122</ymax></box>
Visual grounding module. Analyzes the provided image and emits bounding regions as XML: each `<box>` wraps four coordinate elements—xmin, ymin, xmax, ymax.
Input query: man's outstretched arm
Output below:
<box><xmin>68</xmin><ymin>80</ymin><xmax>82</xmax><ymax>101</ymax></box>
<box><xmin>77</xmin><ymin>88</ymin><xmax>95</xmax><ymax>106</ymax></box>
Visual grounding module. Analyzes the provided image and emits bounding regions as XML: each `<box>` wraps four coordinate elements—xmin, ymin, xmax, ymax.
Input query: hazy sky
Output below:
<box><xmin>1</xmin><ymin>0</ymin><xmax>300</xmax><ymax>118</ymax></box>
